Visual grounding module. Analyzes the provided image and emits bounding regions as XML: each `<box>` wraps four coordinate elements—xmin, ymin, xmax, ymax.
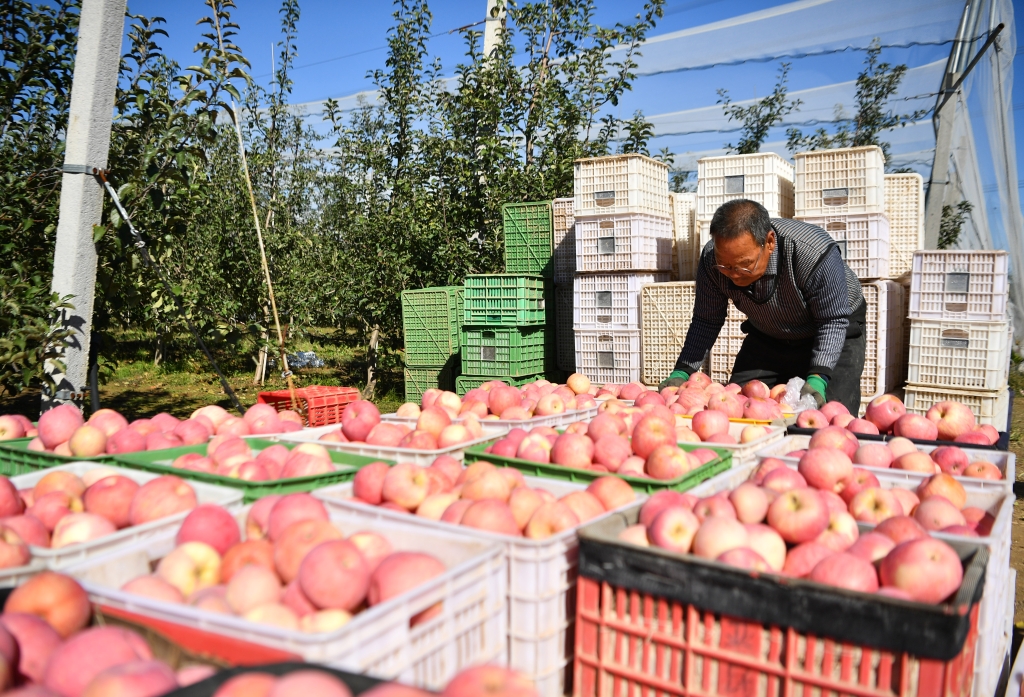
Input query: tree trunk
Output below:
<box><xmin>253</xmin><ymin>306</ymin><xmax>270</xmax><ymax>385</ymax></box>
<box><xmin>363</xmin><ymin>325</ymin><xmax>380</xmax><ymax>400</ymax></box>
<box><xmin>153</xmin><ymin>335</ymin><xmax>163</xmax><ymax>367</ymax></box>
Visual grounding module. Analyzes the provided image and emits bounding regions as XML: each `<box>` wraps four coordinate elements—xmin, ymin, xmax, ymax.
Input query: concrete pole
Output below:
<box><xmin>923</xmin><ymin>94</ymin><xmax>957</xmax><ymax>249</ymax></box>
<box><xmin>43</xmin><ymin>0</ymin><xmax>126</xmax><ymax>412</ymax></box>
<box><xmin>483</xmin><ymin>0</ymin><xmax>505</xmax><ymax>57</ymax></box>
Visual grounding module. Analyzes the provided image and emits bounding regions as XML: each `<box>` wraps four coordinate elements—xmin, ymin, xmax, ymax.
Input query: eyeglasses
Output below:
<box><xmin>714</xmin><ymin>242</ymin><xmax>766</xmax><ymax>276</ymax></box>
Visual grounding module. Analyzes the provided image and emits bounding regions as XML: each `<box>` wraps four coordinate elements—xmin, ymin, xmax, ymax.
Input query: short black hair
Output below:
<box><xmin>709</xmin><ymin>199</ymin><xmax>772</xmax><ymax>245</ymax></box>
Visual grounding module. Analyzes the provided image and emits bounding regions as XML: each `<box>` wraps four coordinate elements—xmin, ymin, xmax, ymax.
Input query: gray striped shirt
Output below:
<box><xmin>675</xmin><ymin>218</ymin><xmax>864</xmax><ymax>379</ymax></box>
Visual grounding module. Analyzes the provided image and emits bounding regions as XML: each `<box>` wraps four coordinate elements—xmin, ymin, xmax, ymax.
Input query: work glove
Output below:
<box><xmin>658</xmin><ymin>370</ymin><xmax>689</xmax><ymax>391</ymax></box>
<box><xmin>801</xmin><ymin>374</ymin><xmax>828</xmax><ymax>408</ymax></box>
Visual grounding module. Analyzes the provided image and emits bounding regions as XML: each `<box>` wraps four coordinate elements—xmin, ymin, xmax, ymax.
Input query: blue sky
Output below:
<box><xmin>125</xmin><ymin>0</ymin><xmax>1023</xmax><ymax>200</ymax></box>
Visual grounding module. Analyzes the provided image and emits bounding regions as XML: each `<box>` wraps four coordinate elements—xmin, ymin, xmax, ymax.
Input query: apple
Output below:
<box><xmin>847</xmin><ymin>418</ymin><xmax>878</xmax><ymax>435</ymax></box>
<box><xmin>728</xmin><ymin>483</ymin><xmax>768</xmax><ymax>524</ymax></box>
<box><xmin>743</xmin><ymin>523</ymin><xmax>786</xmax><ymax>571</ymax></box>
<box><xmin>796</xmin><ymin>409</ymin><xmax>828</xmax><ymax>429</ymax></box>
<box><xmin>83</xmin><ymin>659</ymin><xmax>179</xmax><ymax>697</ymax></box>
<box><xmin>814</xmin><ymin>510</ymin><xmax>859</xmax><ymax>552</ymax></box>
<box><xmin>341</xmin><ymin>400</ymin><xmax>382</xmax><ymax>442</ymax></box>
<box><xmin>809</xmin><ymin>552</ymin><xmax>878</xmax><ymax>592</ymax></box>
<box><xmin>296</xmin><ymin>539</ymin><xmax>369</xmax><ymax>612</ymax></box>
<box><xmin>639</xmin><ymin>491</ymin><xmax>696</xmax><ymax>527</ymax></box>
<box><xmin>962</xmin><ymin>461</ymin><xmax>1002</xmax><ymax>480</ymax></box>
<box><xmin>0</xmin><ymin>415</ymin><xmax>26</xmax><ymax>442</ymax></box>
<box><xmin>647</xmin><ymin>506</ymin><xmax>700</xmax><ymax>553</ymax></box>
<box><xmin>925</xmin><ymin>401</ymin><xmax>976</xmax><ymax>441</ymax></box>
<box><xmin>586</xmin><ymin>477</ymin><xmax>634</xmax><ymax>511</ymax></box>
<box><xmin>847</xmin><ymin>532</ymin><xmax>896</xmax><ymax>563</ymax></box>
<box><xmin>741</xmin><ymin>380</ymin><xmax>770</xmax><ymax>399</ymax></box>
<box><xmin>819</xmin><ymin>489</ymin><xmax>847</xmax><ymax>514</ymax></box>
<box><xmin>887</xmin><ymin>437</ymin><xmax>917</xmax><ymax>458</ymax></box>
<box><xmin>875</xmin><ymin>515</ymin><xmax>929</xmax><ymax>544</ymax></box>
<box><xmin>0</xmin><ymin>479</ymin><xmax>23</xmax><ymax>519</ymax></box>
<box><xmin>761</xmin><ymin>467</ymin><xmax>807</xmax><ymax>494</ymax></box>
<box><xmin>864</xmin><ymin>394</ymin><xmax>905</xmax><ymax>433</ymax></box>
<box><xmin>221</xmin><ymin>539</ymin><xmax>275</xmax><ymax>583</ymax></box>
<box><xmin>930</xmin><ymin>446</ymin><xmax>968</xmax><ymax>474</ymax></box>
<box><xmin>50</xmin><ymin>513</ymin><xmax>116</xmax><ymax>548</ymax></box>
<box><xmin>273</xmin><ymin>519</ymin><xmax>343</xmax><ymax>583</ymax></box>
<box><xmin>837</xmin><ymin>468</ymin><xmax>880</xmax><ymax>504</ymax></box>
<box><xmin>550</xmin><ymin>433</ymin><xmax>594</xmax><ymax>468</ymax></box>
<box><xmin>128</xmin><ymin>476</ymin><xmax>197</xmax><ymax>526</ymax></box>
<box><xmin>524</xmin><ymin>502</ymin><xmax>579</xmax><ymax>539</ymax></box>
<box><xmin>798</xmin><ymin>448</ymin><xmax>852</xmax><ymax>492</ymax></box>
<box><xmin>691</xmin><ymin>410</ymin><xmax>729</xmax><ymax>441</ymax></box>
<box><xmin>267</xmin><ymin>493</ymin><xmax>329</xmax><ymax>541</ymax></box>
<box><xmin>156</xmin><ymin>541</ymin><xmax>221</xmax><ymax>597</ymax></box>
<box><xmin>34</xmin><ymin>471</ymin><xmax>85</xmax><ymax>500</ymax></box>
<box><xmin>913</xmin><ymin>497</ymin><xmax>965</xmax><ymax>531</ymax></box>
<box><xmin>781</xmin><ymin>542</ymin><xmax>832</xmax><ymax>578</ymax></box>
<box><xmin>878</xmin><ymin>538</ymin><xmax>963</xmax><ymax>603</ymax></box>
<box><xmin>848</xmin><ymin>487</ymin><xmax>903</xmax><ymax>524</ymax></box>
<box><xmin>0</xmin><ymin>514</ymin><xmax>48</xmax><ymax>547</ymax></box>
<box><xmin>176</xmin><ymin>504</ymin><xmax>240</xmax><ymax>555</ymax></box>
<box><xmin>1</xmin><ymin>612</ymin><xmax>62</xmax><ymax>684</ymax></box>
<box><xmin>807</xmin><ymin>426</ymin><xmax>858</xmax><ymax>458</ymax></box>
<box><xmin>67</xmin><ymin>425</ymin><xmax>107</xmax><ymax>458</ymax></box>
<box><xmin>890</xmin><ymin>489</ymin><xmax>921</xmax><ymax>518</ymax></box>
<box><xmin>892</xmin><ymin>414</ymin><xmax>938</xmax><ymax>441</ymax></box>
<box><xmin>852</xmin><ymin>443</ymin><xmax>893</xmax><ymax>469</ymax></box>
<box><xmin>767</xmin><ymin>487</ymin><xmax>829</xmax><ymax>543</ymax></box>
<box><xmin>27</xmin><ymin>491</ymin><xmax>80</xmax><ymax>531</ymax></box>
<box><xmin>83</xmin><ymin>475</ymin><xmax>139</xmax><ymax>529</ymax></box>
<box><xmin>42</xmin><ymin>626</ymin><xmax>152</xmax><ymax>697</ymax></box>
<box><xmin>916</xmin><ymin>473</ymin><xmax>966</xmax><ymax>509</ymax></box>
<box><xmin>692</xmin><ymin>517</ymin><xmax>748</xmax><ymax>559</ymax></box>
<box><xmin>617</xmin><ymin>524</ymin><xmax>650</xmax><ymax>547</ymax></box>
<box><xmin>749</xmin><ymin>458</ymin><xmax>786</xmax><ymax>485</ymax></box>
<box><xmin>892</xmin><ymin>452</ymin><xmax>936</xmax><ymax>473</ymax></box>
<box><xmin>37</xmin><ymin>404</ymin><xmax>84</xmax><ymax>449</ymax></box>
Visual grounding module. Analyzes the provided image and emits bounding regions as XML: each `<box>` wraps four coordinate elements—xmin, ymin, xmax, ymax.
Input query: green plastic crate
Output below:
<box><xmin>464</xmin><ymin>441</ymin><xmax>732</xmax><ymax>494</ymax></box>
<box><xmin>461</xmin><ymin>326</ymin><xmax>546</xmax><ymax>377</ymax></box>
<box><xmin>463</xmin><ymin>275</ymin><xmax>547</xmax><ymax>326</ymax></box>
<box><xmin>503</xmin><ymin>202</ymin><xmax>553</xmax><ymax>276</ymax></box>
<box><xmin>404</xmin><ymin>361</ymin><xmax>458</xmax><ymax>403</ymax></box>
<box><xmin>0</xmin><ymin>438</ymin><xmax>115</xmax><ymax>476</ymax></box>
<box><xmin>402</xmin><ymin>286</ymin><xmax>463</xmax><ymax>366</ymax></box>
<box><xmin>112</xmin><ymin>439</ymin><xmax>390</xmax><ymax>503</ymax></box>
<box><xmin>455</xmin><ymin>374</ymin><xmax>542</xmax><ymax>396</ymax></box>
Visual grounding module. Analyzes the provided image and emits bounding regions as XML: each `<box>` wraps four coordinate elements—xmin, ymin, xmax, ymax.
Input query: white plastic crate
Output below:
<box><xmin>573</xmin><ymin>272</ymin><xmax>669</xmax><ymax>329</ymax></box>
<box><xmin>978</xmin><ymin>568</ymin><xmax>1014</xmax><ymax>697</ymax></box>
<box><xmin>67</xmin><ymin>506</ymin><xmax>506</xmax><ymax>690</ymax></box>
<box><xmin>315</xmin><ymin>475</ymin><xmax>644</xmax><ymax>697</ymax></box>
<box><xmin>274</xmin><ymin>423</ymin><xmax>509</xmax><ymax>466</ymax></box>
<box><xmin>755</xmin><ymin>435</ymin><xmax>1014</xmax><ymax>492</ymax></box>
<box><xmin>904</xmin><ymin>384</ymin><xmax>1011</xmax><ymax>430</ymax></box>
<box><xmin>688</xmin><ymin>461</ymin><xmax>760</xmax><ymax>497</ymax></box>
<box><xmin>382</xmin><ymin>407</ymin><xmax>598</xmax><ymax>431</ymax></box>
<box><xmin>794</xmin><ymin>145</ymin><xmax>886</xmax><ymax>217</ymax></box>
<box><xmin>639</xmin><ymin>282</ymin><xmax>696</xmax><ymax>385</ymax></box>
<box><xmin>695</xmin><ymin>421</ymin><xmax>785</xmax><ymax>464</ymax></box>
<box><xmin>696</xmin><ymin>152</ymin><xmax>794</xmax><ymax>220</ymax></box>
<box><xmin>554</xmin><ymin>283</ymin><xmax>575</xmax><ymax>373</ymax></box>
<box><xmin>11</xmin><ymin>463</ymin><xmax>243</xmax><ymax>569</ymax></box>
<box><xmin>861</xmin><ymin>280</ymin><xmax>905</xmax><ymax>397</ymax></box>
<box><xmin>884</xmin><ymin>172</ymin><xmax>924</xmax><ymax>277</ymax></box>
<box><xmin>670</xmin><ymin>192</ymin><xmax>698</xmax><ymax>282</ymax></box>
<box><xmin>908</xmin><ymin>250</ymin><xmax>1010</xmax><ymax>321</ymax></box>
<box><xmin>697</xmin><ymin>219</ymin><xmax>711</xmax><ymax>249</ymax></box>
<box><xmin>575</xmin><ymin>213</ymin><xmax>673</xmax><ymax>273</ymax></box>
<box><xmin>574</xmin><ymin>154</ymin><xmax>670</xmax><ymax>217</ymax></box>
<box><xmin>796</xmin><ymin>212</ymin><xmax>890</xmax><ymax>279</ymax></box>
<box><xmin>1003</xmin><ymin>579</ymin><xmax>1022</xmax><ymax>697</ymax></box>
<box><xmin>907</xmin><ymin>318</ymin><xmax>1011</xmax><ymax>390</ymax></box>
<box><xmin>709</xmin><ymin>300</ymin><xmax>747</xmax><ymax>383</ymax></box>
<box><xmin>574</xmin><ymin>328</ymin><xmax>641</xmax><ymax>385</ymax></box>
<box><xmin>552</xmin><ymin>198</ymin><xmax>575</xmax><ymax>285</ymax></box>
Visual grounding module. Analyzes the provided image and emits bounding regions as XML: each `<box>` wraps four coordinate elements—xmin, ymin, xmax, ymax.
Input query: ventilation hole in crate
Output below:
<box><xmin>945</xmin><ymin>302</ymin><xmax>969</xmax><ymax>313</ymax></box>
<box><xmin>597</xmin><ymin>315</ymin><xmax>611</xmax><ymax>324</ymax></box>
<box><xmin>944</xmin><ymin>272</ymin><xmax>970</xmax><ymax>294</ymax></box>
<box><xmin>822</xmin><ymin>188</ymin><xmax>849</xmax><ymax>206</ymax></box>
<box><xmin>595</xmin><ymin>191</ymin><xmax>615</xmax><ymax>207</ymax></box>
<box><xmin>724</xmin><ymin>175</ymin><xmax>745</xmax><ymax>194</ymax></box>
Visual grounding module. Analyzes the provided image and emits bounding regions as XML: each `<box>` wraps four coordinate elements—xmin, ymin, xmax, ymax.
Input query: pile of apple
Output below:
<box><xmin>169</xmin><ymin>439</ymin><xmax>344</xmax><ymax>482</ymax></box>
<box><xmin>349</xmin><ymin>458</ymin><xmax>636</xmax><ymax>539</ymax></box>
<box><xmin>0</xmin><ymin>571</ymin><xmax>220</xmax><ymax>695</ymax></box>
<box><xmin>782</xmin><ymin>425</ymin><xmax>1003</xmax><ymax>481</ymax></box>
<box><xmin>655</xmin><ymin>372</ymin><xmax>791</xmax><ymax>420</ymax></box>
<box><xmin>211</xmin><ymin>664</ymin><xmax>538</xmax><ymax>697</ymax></box>
<box><xmin>0</xmin><ymin>468</ymin><xmax>199</xmax><ymax>568</ymax></box>
<box><xmin>618</xmin><ymin>460</ymin><xmax>976</xmax><ymax>603</ymax></box>
<box><xmin>796</xmin><ymin>394</ymin><xmax>1000</xmax><ymax>445</ymax></box>
<box><xmin>117</xmin><ymin>496</ymin><xmax>447</xmax><ymax>635</ymax></box>
<box><xmin>396</xmin><ymin>374</ymin><xmax>600</xmax><ymax>422</ymax></box>
<box><xmin>0</xmin><ymin>402</ymin><xmax>303</xmax><ymax>459</ymax></box>
<box><xmin>315</xmin><ymin>399</ymin><xmax>483</xmax><ymax>451</ymax></box>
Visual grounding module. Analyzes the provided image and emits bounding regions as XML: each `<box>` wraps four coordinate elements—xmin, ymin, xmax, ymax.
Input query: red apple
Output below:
<box><xmin>864</xmin><ymin>394</ymin><xmax>905</xmax><ymax>433</ymax></box>
<box><xmin>925</xmin><ymin>401</ymin><xmax>976</xmax><ymax>441</ymax></box>
<box><xmin>878</xmin><ymin>538</ymin><xmax>963</xmax><ymax>603</ymax></box>
<box><xmin>766</xmin><ymin>488</ymin><xmax>829</xmax><ymax>543</ymax></box>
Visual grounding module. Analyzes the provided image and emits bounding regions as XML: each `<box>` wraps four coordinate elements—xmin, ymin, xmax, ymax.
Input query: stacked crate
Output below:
<box><xmin>695</xmin><ymin>152</ymin><xmax>794</xmax><ymax>249</ymax></box>
<box><xmin>670</xmin><ymin>192</ymin><xmax>698</xmax><ymax>281</ymax></box>
<box><xmin>401</xmin><ymin>287</ymin><xmax>463</xmax><ymax>402</ymax></box>
<box><xmin>552</xmin><ymin>198</ymin><xmax>576</xmax><ymax>373</ymax></box>
<box><xmin>903</xmin><ymin>250</ymin><xmax>1012</xmax><ymax>428</ymax></box>
<box><xmin>573</xmin><ymin>154</ymin><xmax>672</xmax><ymax>384</ymax></box>
<box><xmin>884</xmin><ymin>172</ymin><xmax>925</xmax><ymax>278</ymax></box>
<box><xmin>639</xmin><ymin>282</ymin><xmax>697</xmax><ymax>385</ymax></box>
<box><xmin>794</xmin><ymin>145</ymin><xmax>890</xmax><ymax>279</ymax></box>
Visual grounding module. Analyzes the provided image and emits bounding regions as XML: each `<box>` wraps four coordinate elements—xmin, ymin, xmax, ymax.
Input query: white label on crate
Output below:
<box><xmin>598</xmin><ymin>237</ymin><xmax>616</xmax><ymax>254</ymax></box>
<box><xmin>596</xmin><ymin>291</ymin><xmax>613</xmax><ymax>308</ymax></box>
<box><xmin>594</xmin><ymin>191</ymin><xmax>615</xmax><ymax>207</ymax></box>
<box><xmin>945</xmin><ymin>272</ymin><xmax>970</xmax><ymax>293</ymax></box>
<box><xmin>940</xmin><ymin>328</ymin><xmax>969</xmax><ymax>349</ymax></box>
<box><xmin>597</xmin><ymin>351</ymin><xmax>615</xmax><ymax>368</ymax></box>
<box><xmin>822</xmin><ymin>188</ymin><xmax>849</xmax><ymax>206</ymax></box>
<box><xmin>725</xmin><ymin>175</ymin><xmax>745</xmax><ymax>194</ymax></box>
<box><xmin>481</xmin><ymin>346</ymin><xmax>495</xmax><ymax>361</ymax></box>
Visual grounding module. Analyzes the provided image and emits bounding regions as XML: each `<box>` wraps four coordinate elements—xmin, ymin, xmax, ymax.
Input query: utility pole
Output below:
<box><xmin>483</xmin><ymin>0</ymin><xmax>505</xmax><ymax>57</ymax></box>
<box><xmin>43</xmin><ymin>0</ymin><xmax>126</xmax><ymax>412</ymax></box>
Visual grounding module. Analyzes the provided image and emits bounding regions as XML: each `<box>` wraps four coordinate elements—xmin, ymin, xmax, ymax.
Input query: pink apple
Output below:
<box><xmin>819</xmin><ymin>401</ymin><xmax>850</xmax><ymax>423</ymax></box>
<box><xmin>743</xmin><ymin>523</ymin><xmax>786</xmax><ymax>571</ymax></box>
<box><xmin>766</xmin><ymin>488</ymin><xmax>829</xmax><ymax>543</ymax></box>
<box><xmin>930</xmin><ymin>446</ymin><xmax>968</xmax><ymax>474</ymax></box>
<box><xmin>781</xmin><ymin>542</ymin><xmax>832</xmax><ymax>578</ymax></box>
<box><xmin>852</xmin><ymin>443</ymin><xmax>893</xmax><ymax>469</ymax></box>
<box><xmin>892</xmin><ymin>414</ymin><xmax>938</xmax><ymax>441</ymax></box>
<box><xmin>728</xmin><ymin>483</ymin><xmax>768</xmax><ymax>524</ymax></box>
<box><xmin>814</xmin><ymin>510</ymin><xmax>859</xmax><ymax>552</ymax></box>
<box><xmin>639</xmin><ymin>491</ymin><xmax>697</xmax><ymax>528</ymax></box>
<box><xmin>809</xmin><ymin>552</ymin><xmax>878</xmax><ymax>592</ymax></box>
<box><xmin>864</xmin><ymin>394</ymin><xmax>906</xmax><ymax>433</ymax></box>
<box><xmin>692</xmin><ymin>517</ymin><xmax>748</xmax><ymax>559</ymax></box>
<box><xmin>37</xmin><ymin>404</ymin><xmax>83</xmax><ymax>449</ymax></box>
<box><xmin>878</xmin><ymin>538</ymin><xmax>963</xmax><ymax>603</ymax></box>
<box><xmin>847</xmin><ymin>418</ymin><xmax>879</xmax><ymax>435</ymax></box>
<box><xmin>848</xmin><ymin>487</ymin><xmax>904</xmax><ymax>524</ymax></box>
<box><xmin>807</xmin><ymin>426</ymin><xmax>858</xmax><ymax>458</ymax></box>
<box><xmin>798</xmin><ymin>448</ymin><xmax>853</xmax><ymax>492</ymax></box>
<box><xmin>796</xmin><ymin>409</ymin><xmax>828</xmax><ymax>429</ymax></box>
<box><xmin>837</xmin><ymin>468</ymin><xmax>880</xmax><ymax>504</ymax></box>
<box><xmin>925</xmin><ymin>401</ymin><xmax>976</xmax><ymax>441</ymax></box>
<box><xmin>341</xmin><ymin>400</ymin><xmax>381</xmax><ymax>442</ymax></box>
<box><xmin>892</xmin><ymin>452</ymin><xmax>937</xmax><ymax>473</ymax></box>
<box><xmin>875</xmin><ymin>515</ymin><xmax>929</xmax><ymax>545</ymax></box>
<box><xmin>761</xmin><ymin>467</ymin><xmax>807</xmax><ymax>494</ymax></box>
<box><xmin>749</xmin><ymin>458</ymin><xmax>786</xmax><ymax>485</ymax></box>
<box><xmin>690</xmin><ymin>410</ymin><xmax>729</xmax><ymax>441</ymax></box>
<box><xmin>962</xmin><ymin>461</ymin><xmax>1002</xmax><ymax>480</ymax></box>
<box><xmin>914</xmin><ymin>497</ymin><xmax>965</xmax><ymax>531</ymax></box>
<box><xmin>647</xmin><ymin>506</ymin><xmax>700</xmax><ymax>553</ymax></box>
<box><xmin>847</xmin><ymin>532</ymin><xmax>896</xmax><ymax>563</ymax></box>
<box><xmin>692</xmin><ymin>495</ymin><xmax>737</xmax><ymax>522</ymax></box>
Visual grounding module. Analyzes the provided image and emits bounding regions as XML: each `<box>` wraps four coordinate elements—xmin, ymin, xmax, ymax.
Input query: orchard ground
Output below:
<box><xmin>2</xmin><ymin>329</ymin><xmax>1023</xmax><ymax>626</ymax></box>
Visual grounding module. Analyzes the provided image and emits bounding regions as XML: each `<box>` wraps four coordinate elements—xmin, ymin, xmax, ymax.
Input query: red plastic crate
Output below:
<box><xmin>574</xmin><ymin>576</ymin><xmax>979</xmax><ymax>697</ymax></box>
<box><xmin>257</xmin><ymin>385</ymin><xmax>360</xmax><ymax>427</ymax></box>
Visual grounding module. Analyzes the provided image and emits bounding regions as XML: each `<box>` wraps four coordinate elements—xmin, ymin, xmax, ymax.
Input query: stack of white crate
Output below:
<box><xmin>671</xmin><ymin>191</ymin><xmax>698</xmax><ymax>281</ymax></box>
<box><xmin>572</xmin><ymin>154</ymin><xmax>673</xmax><ymax>384</ymax></box>
<box><xmin>903</xmin><ymin>250</ymin><xmax>1012</xmax><ymax>428</ymax></box>
<box><xmin>552</xmin><ymin>197</ymin><xmax>576</xmax><ymax>374</ymax></box>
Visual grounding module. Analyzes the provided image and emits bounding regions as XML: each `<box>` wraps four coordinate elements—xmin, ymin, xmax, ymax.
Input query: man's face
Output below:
<box><xmin>713</xmin><ymin>229</ymin><xmax>775</xmax><ymax>287</ymax></box>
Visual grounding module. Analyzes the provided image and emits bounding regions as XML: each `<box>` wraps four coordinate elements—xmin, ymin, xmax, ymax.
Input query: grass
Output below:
<box><xmin>0</xmin><ymin>327</ymin><xmax>406</xmax><ymax>420</ymax></box>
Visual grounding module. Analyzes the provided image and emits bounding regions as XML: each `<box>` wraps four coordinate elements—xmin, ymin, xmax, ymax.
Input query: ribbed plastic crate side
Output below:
<box><xmin>552</xmin><ymin>198</ymin><xmax>576</xmax><ymax>285</ymax></box>
<box><xmin>796</xmin><ymin>212</ymin><xmax>891</xmax><ymax>279</ymax></box>
<box><xmin>454</xmin><ymin>375</ymin><xmax>539</xmax><ymax>396</ymax></box>
<box><xmin>859</xmin><ymin>281</ymin><xmax>904</xmax><ymax>397</ymax></box>
<box><xmin>697</xmin><ymin>219</ymin><xmax>711</xmax><ymax>249</ymax></box>
<box><xmin>696</xmin><ymin>152</ymin><xmax>795</xmax><ymax>219</ymax></box>
<box><xmin>575</xmin><ymin>213</ymin><xmax>674</xmax><ymax>273</ymax></box>
<box><xmin>573</xmin><ymin>154</ymin><xmax>670</xmax><ymax>217</ymax></box>
<box><xmin>884</xmin><ymin>172</ymin><xmax>924</xmax><ymax>277</ymax></box>
<box><xmin>861</xmin><ymin>282</ymin><xmax>881</xmax><ymax>396</ymax></box>
<box><xmin>640</xmin><ymin>282</ymin><xmax>697</xmax><ymax>385</ymax></box>
<box><xmin>554</xmin><ymin>284</ymin><xmax>576</xmax><ymax>373</ymax></box>
<box><xmin>461</xmin><ymin>326</ymin><xmax>547</xmax><ymax>377</ymax></box>
<box><xmin>906</xmin><ymin>319</ymin><xmax>1011</xmax><ymax>390</ymax></box>
<box><xmin>574</xmin><ymin>329</ymin><xmax>641</xmax><ymax>385</ymax></box>
<box><xmin>572</xmin><ymin>272</ymin><xmax>669</xmax><ymax>329</ymax></box>
<box><xmin>904</xmin><ymin>385</ymin><xmax>1010</xmax><ymax>429</ymax></box>
<box><xmin>709</xmin><ymin>301</ymin><xmax>747</xmax><ymax>384</ymax></box>
<box><xmin>793</xmin><ymin>145</ymin><xmax>886</xmax><ymax>217</ymax></box>
<box><xmin>503</xmin><ymin>202</ymin><xmax>554</xmax><ymax>277</ymax></box>
<box><xmin>401</xmin><ymin>287</ymin><xmax>461</xmax><ymax>366</ymax></box>
<box><xmin>976</xmin><ymin>568</ymin><xmax>1015</xmax><ymax>697</ymax></box>
<box><xmin>405</xmin><ymin>363</ymin><xmax>457</xmax><ymax>403</ymax></box>
<box><xmin>670</xmin><ymin>192</ymin><xmax>699</xmax><ymax>282</ymax></box>
<box><xmin>463</xmin><ymin>275</ymin><xmax>547</xmax><ymax>326</ymax></box>
<box><xmin>908</xmin><ymin>250</ymin><xmax>1010</xmax><ymax>321</ymax></box>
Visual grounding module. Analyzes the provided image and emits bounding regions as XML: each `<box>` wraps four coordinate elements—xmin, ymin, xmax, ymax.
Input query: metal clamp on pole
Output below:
<box><xmin>61</xmin><ymin>164</ymin><xmax>107</xmax><ymax>176</ymax></box>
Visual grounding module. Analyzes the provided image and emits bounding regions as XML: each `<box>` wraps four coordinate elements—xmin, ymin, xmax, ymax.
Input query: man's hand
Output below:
<box><xmin>658</xmin><ymin>370</ymin><xmax>689</xmax><ymax>391</ymax></box>
<box><xmin>801</xmin><ymin>374</ymin><xmax>827</xmax><ymax>408</ymax></box>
